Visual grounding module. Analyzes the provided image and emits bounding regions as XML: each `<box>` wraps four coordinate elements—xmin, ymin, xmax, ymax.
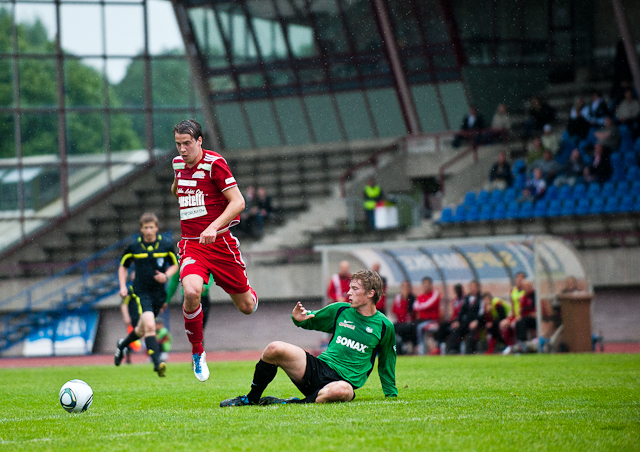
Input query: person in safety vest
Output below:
<box><xmin>481</xmin><ymin>293</ymin><xmax>511</xmax><ymax>354</ymax></box>
<box><xmin>363</xmin><ymin>177</ymin><xmax>383</xmax><ymax>230</ymax></box>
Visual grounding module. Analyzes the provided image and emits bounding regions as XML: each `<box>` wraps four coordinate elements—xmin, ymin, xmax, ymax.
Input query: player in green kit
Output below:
<box><xmin>220</xmin><ymin>270</ymin><xmax>397</xmax><ymax>406</ymax></box>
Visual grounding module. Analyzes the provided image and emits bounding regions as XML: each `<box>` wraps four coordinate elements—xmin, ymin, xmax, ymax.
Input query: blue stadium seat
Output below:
<box><xmin>615</xmin><ymin>181</ymin><xmax>630</xmax><ymax>196</ymax></box>
<box><xmin>601</xmin><ymin>182</ymin><xmax>615</xmax><ymax>198</ymax></box>
<box><xmin>463</xmin><ymin>192</ymin><xmax>476</xmax><ymax>206</ymax></box>
<box><xmin>544</xmin><ymin>185</ymin><xmax>559</xmax><ymax>200</ymax></box>
<box><xmin>610</xmin><ymin>152</ymin><xmax>622</xmax><ymax>168</ymax></box>
<box><xmin>634</xmin><ymin>196</ymin><xmax>640</xmax><ymax>212</ymax></box>
<box><xmin>503</xmin><ymin>187</ymin><xmax>517</xmax><ymax>203</ymax></box>
<box><xmin>547</xmin><ymin>199</ymin><xmax>562</xmax><ymax>217</ymax></box>
<box><xmin>453</xmin><ymin>205</ymin><xmax>467</xmax><ymax>222</ymax></box>
<box><xmin>589</xmin><ymin>197</ymin><xmax>605</xmax><ymax>214</ymax></box>
<box><xmin>626</xmin><ymin>166</ymin><xmax>640</xmax><ymax>181</ymax></box>
<box><xmin>533</xmin><ymin>200</ymin><xmax>548</xmax><ymax>218</ymax></box>
<box><xmin>489</xmin><ymin>189</ymin><xmax>503</xmax><ymax>205</ymax></box>
<box><xmin>572</xmin><ymin>184</ymin><xmax>586</xmax><ymax>199</ymax></box>
<box><xmin>479</xmin><ymin>204</ymin><xmax>493</xmax><ymax>221</ymax></box>
<box><xmin>561</xmin><ymin>199</ymin><xmax>577</xmax><ymax>216</ymax></box>
<box><xmin>558</xmin><ymin>184</ymin><xmax>572</xmax><ymax>200</ymax></box>
<box><xmin>512</xmin><ymin>159</ymin><xmax>526</xmax><ymax>175</ymax></box>
<box><xmin>514</xmin><ymin>173</ymin><xmax>526</xmax><ymax>189</ymax></box>
<box><xmin>631</xmin><ymin>181</ymin><xmax>640</xmax><ymax>193</ymax></box>
<box><xmin>518</xmin><ymin>201</ymin><xmax>534</xmax><ymax>219</ymax></box>
<box><xmin>586</xmin><ymin>182</ymin><xmax>600</xmax><ymax>198</ymax></box>
<box><xmin>603</xmin><ymin>197</ymin><xmax>619</xmax><ymax>214</ymax></box>
<box><xmin>619</xmin><ymin>195</ymin><xmax>634</xmax><ymax>213</ymax></box>
<box><xmin>576</xmin><ymin>198</ymin><xmax>590</xmax><ymax>215</ymax></box>
<box><xmin>439</xmin><ymin>207</ymin><xmax>453</xmax><ymax>223</ymax></box>
<box><xmin>635</xmin><ymin>137</ymin><xmax>640</xmax><ymax>153</ymax></box>
<box><xmin>619</xmin><ymin>125</ymin><xmax>633</xmax><ymax>152</ymax></box>
<box><xmin>477</xmin><ymin>190</ymin><xmax>489</xmax><ymax>205</ymax></box>
<box><xmin>505</xmin><ymin>202</ymin><xmax>519</xmax><ymax>220</ymax></box>
<box><xmin>466</xmin><ymin>205</ymin><xmax>480</xmax><ymax>222</ymax></box>
<box><xmin>493</xmin><ymin>203</ymin><xmax>507</xmax><ymax>220</ymax></box>
<box><xmin>623</xmin><ymin>152</ymin><xmax>637</xmax><ymax>168</ymax></box>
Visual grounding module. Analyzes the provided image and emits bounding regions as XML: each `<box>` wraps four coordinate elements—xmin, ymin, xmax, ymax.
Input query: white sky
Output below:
<box><xmin>10</xmin><ymin>0</ymin><xmax>184</xmax><ymax>83</ymax></box>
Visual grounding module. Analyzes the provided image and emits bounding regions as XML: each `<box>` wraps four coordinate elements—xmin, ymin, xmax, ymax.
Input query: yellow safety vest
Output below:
<box><xmin>510</xmin><ymin>287</ymin><xmax>525</xmax><ymax>317</ymax></box>
<box><xmin>364</xmin><ymin>185</ymin><xmax>381</xmax><ymax>210</ymax></box>
<box><xmin>490</xmin><ymin>297</ymin><xmax>512</xmax><ymax>318</ymax></box>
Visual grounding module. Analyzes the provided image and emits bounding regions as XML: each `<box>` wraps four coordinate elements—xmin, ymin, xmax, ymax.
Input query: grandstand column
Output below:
<box><xmin>611</xmin><ymin>0</ymin><xmax>640</xmax><ymax>98</ymax></box>
<box><xmin>55</xmin><ymin>1</ymin><xmax>69</xmax><ymax>216</ymax></box>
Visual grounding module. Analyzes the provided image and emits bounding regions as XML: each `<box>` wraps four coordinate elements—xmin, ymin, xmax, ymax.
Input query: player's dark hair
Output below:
<box><xmin>422</xmin><ymin>276</ymin><xmax>433</xmax><ymax>284</ymax></box>
<box><xmin>454</xmin><ymin>283</ymin><xmax>464</xmax><ymax>298</ymax></box>
<box><xmin>139</xmin><ymin>212</ymin><xmax>159</xmax><ymax>227</ymax></box>
<box><xmin>174</xmin><ymin>119</ymin><xmax>203</xmax><ymax>141</ymax></box>
<box><xmin>351</xmin><ymin>270</ymin><xmax>383</xmax><ymax>305</ymax></box>
<box><xmin>516</xmin><ymin>271</ymin><xmax>527</xmax><ymax>278</ymax></box>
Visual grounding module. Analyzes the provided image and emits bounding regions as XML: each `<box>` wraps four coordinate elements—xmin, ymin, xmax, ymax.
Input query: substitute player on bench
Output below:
<box><xmin>220</xmin><ymin>270</ymin><xmax>397</xmax><ymax>406</ymax></box>
<box><xmin>172</xmin><ymin>119</ymin><xmax>259</xmax><ymax>382</ymax></box>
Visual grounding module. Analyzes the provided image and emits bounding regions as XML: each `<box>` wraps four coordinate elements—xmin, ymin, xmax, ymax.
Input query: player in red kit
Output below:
<box><xmin>326</xmin><ymin>261</ymin><xmax>351</xmax><ymax>303</ymax></box>
<box><xmin>171</xmin><ymin>120</ymin><xmax>258</xmax><ymax>382</ymax></box>
<box><xmin>413</xmin><ymin>276</ymin><xmax>441</xmax><ymax>355</ymax></box>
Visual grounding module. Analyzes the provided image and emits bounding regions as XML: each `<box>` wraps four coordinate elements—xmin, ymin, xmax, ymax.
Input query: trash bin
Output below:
<box><xmin>557</xmin><ymin>292</ymin><xmax>593</xmax><ymax>353</ymax></box>
<box><xmin>374</xmin><ymin>205</ymin><xmax>398</xmax><ymax>229</ymax></box>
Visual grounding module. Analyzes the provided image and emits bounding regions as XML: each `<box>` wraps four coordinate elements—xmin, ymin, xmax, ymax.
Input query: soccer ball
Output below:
<box><xmin>59</xmin><ymin>380</ymin><xmax>93</xmax><ymax>413</ymax></box>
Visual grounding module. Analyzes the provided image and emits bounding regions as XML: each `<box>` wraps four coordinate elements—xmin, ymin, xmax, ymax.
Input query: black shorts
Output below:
<box><xmin>292</xmin><ymin>352</ymin><xmax>355</xmax><ymax>401</ymax></box>
<box><xmin>131</xmin><ymin>289</ymin><xmax>166</xmax><ymax>317</ymax></box>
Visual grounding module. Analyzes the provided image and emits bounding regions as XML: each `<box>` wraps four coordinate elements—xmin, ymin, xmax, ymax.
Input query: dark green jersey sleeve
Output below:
<box><xmin>377</xmin><ymin>317</ymin><xmax>398</xmax><ymax>397</ymax></box>
<box><xmin>291</xmin><ymin>302</ymin><xmax>349</xmax><ymax>334</ymax></box>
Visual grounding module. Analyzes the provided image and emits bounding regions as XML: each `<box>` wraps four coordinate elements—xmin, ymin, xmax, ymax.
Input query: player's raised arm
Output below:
<box><xmin>292</xmin><ymin>302</ymin><xmax>315</xmax><ymax>322</ymax></box>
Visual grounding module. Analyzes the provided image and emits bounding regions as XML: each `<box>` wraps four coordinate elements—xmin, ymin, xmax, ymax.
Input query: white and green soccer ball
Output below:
<box><xmin>59</xmin><ymin>380</ymin><xmax>93</xmax><ymax>413</ymax></box>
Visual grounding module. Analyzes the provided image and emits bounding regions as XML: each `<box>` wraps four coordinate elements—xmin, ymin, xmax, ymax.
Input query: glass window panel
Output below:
<box><xmin>304</xmin><ymin>94</ymin><xmax>342</xmax><ymax>143</ymax></box>
<box><xmin>239</xmin><ymin>72</ymin><xmax>266</xmax><ymax>88</ymax></box>
<box><xmin>438</xmin><ymin>82</ymin><xmax>469</xmax><ymax>131</ymax></box>
<box><xmin>288</xmin><ymin>23</ymin><xmax>317</xmax><ymax>58</ymax></box>
<box><xmin>524</xmin><ymin>1</ymin><xmax>548</xmax><ymax>40</ymax></box>
<box><xmin>310</xmin><ymin>0</ymin><xmax>349</xmax><ymax>54</ymax></box>
<box><xmin>329</xmin><ymin>62</ymin><xmax>358</xmax><ymax>80</ymax></box>
<box><xmin>366</xmin><ymin>89</ymin><xmax>406</xmax><ymax>138</ymax></box>
<box><xmin>105</xmin><ymin>5</ymin><xmax>144</xmax><ymax>57</ymax></box>
<box><xmin>217</xmin><ymin>7</ymin><xmax>259</xmax><ymax>65</ymax></box>
<box><xmin>335</xmin><ymin>91</ymin><xmax>374</xmax><ymax>140</ymax></box>
<box><xmin>451</xmin><ymin>0</ymin><xmax>492</xmax><ymax>40</ymax></box>
<box><xmin>148</xmin><ymin>0</ymin><xmax>185</xmax><ymax>56</ymax></box>
<box><xmin>15</xmin><ymin>3</ymin><xmax>57</xmax><ymax>54</ymax></box>
<box><xmin>9</xmin><ymin>165</ymin><xmax>61</xmax><ymax>211</ymax></box>
<box><xmin>298</xmin><ymin>67</ymin><xmax>325</xmax><ymax>84</ymax></box>
<box><xmin>109</xmin><ymin>113</ymin><xmax>145</xmax><ymax>152</ymax></box>
<box><xmin>497</xmin><ymin>0</ymin><xmax>522</xmax><ymax>39</ymax></box>
<box><xmin>208</xmin><ymin>75</ymin><xmax>237</xmax><ymax>92</ymax></box>
<box><xmin>266</xmin><ymin>69</ymin><xmax>295</xmax><ymax>87</ymax></box>
<box><xmin>251</xmin><ymin>17</ymin><xmax>288</xmax><ymax>61</ymax></box>
<box><xmin>433</xmin><ymin>53</ymin><xmax>457</xmax><ymax>69</ymax></box>
<box><xmin>417</xmin><ymin>0</ymin><xmax>451</xmax><ymax>44</ymax></box>
<box><xmin>109</xmin><ymin>58</ymin><xmax>144</xmax><ymax>106</ymax></box>
<box><xmin>274</xmin><ymin>98</ymin><xmax>311</xmax><ymax>146</ymax></box>
<box><xmin>188</xmin><ymin>7</ymin><xmax>228</xmax><ymax>68</ymax></box>
<box><xmin>340</xmin><ymin>0</ymin><xmax>382</xmax><ymax>53</ymax></box>
<box><xmin>153</xmin><ymin>112</ymin><xmax>198</xmax><ymax>151</ymax></box>
<box><xmin>0</xmin><ymin>57</ymin><xmax>13</xmax><ymax>106</ymax></box>
<box><xmin>66</xmin><ymin>112</ymin><xmax>104</xmax><ymax>156</ymax></box>
<box><xmin>0</xmin><ymin>114</ymin><xmax>15</xmax><ymax>158</ymax></box>
<box><xmin>20</xmin><ymin>113</ymin><xmax>58</xmax><ymax>157</ymax></box>
<box><xmin>411</xmin><ymin>84</ymin><xmax>446</xmax><ymax>132</ymax></box>
<box><xmin>65</xmin><ymin>58</ymin><xmax>104</xmax><ymax>107</ymax></box>
<box><xmin>61</xmin><ymin>5</ymin><xmax>103</xmax><ymax>56</ymax></box>
<box><xmin>0</xmin><ymin>5</ymin><xmax>14</xmax><ymax>53</ymax></box>
<box><xmin>18</xmin><ymin>58</ymin><xmax>57</xmax><ymax>107</ymax></box>
<box><xmin>388</xmin><ymin>2</ymin><xmax>422</xmax><ymax>49</ymax></box>
<box><xmin>151</xmin><ymin>58</ymin><xmax>190</xmax><ymax>107</ymax></box>
<box><xmin>215</xmin><ymin>102</ymin><xmax>252</xmax><ymax>149</ymax></box>
<box><xmin>244</xmin><ymin>100</ymin><xmax>282</xmax><ymax>148</ymax></box>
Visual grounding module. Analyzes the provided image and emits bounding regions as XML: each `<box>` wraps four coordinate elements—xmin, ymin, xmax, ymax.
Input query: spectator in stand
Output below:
<box><xmin>392</xmin><ymin>280</ymin><xmax>417</xmax><ymax>355</ymax></box>
<box><xmin>523</xmin><ymin>168</ymin><xmax>546</xmax><ymax>201</ymax></box>
<box><xmin>588</xmin><ymin>91</ymin><xmax>609</xmax><ymax>127</ymax></box>
<box><xmin>447</xmin><ymin>280</ymin><xmax>483</xmax><ymax>354</ymax></box>
<box><xmin>435</xmin><ymin>283</ymin><xmax>465</xmax><ymax>355</ymax></box>
<box><xmin>594</xmin><ymin>117</ymin><xmax>621</xmax><ymax>152</ymax></box>
<box><xmin>371</xmin><ymin>262</ymin><xmax>387</xmax><ymax>313</ymax></box>
<box><xmin>586</xmin><ymin>143</ymin><xmax>612</xmax><ymax>184</ymax></box>
<box><xmin>615</xmin><ymin>88</ymin><xmax>640</xmax><ymax>134</ymax></box>
<box><xmin>491</xmin><ymin>103</ymin><xmax>512</xmax><ymax>132</ymax></box>
<box><xmin>413</xmin><ymin>277</ymin><xmax>441</xmax><ymax>355</ymax></box>
<box><xmin>525</xmin><ymin>95</ymin><xmax>556</xmax><ymax>138</ymax></box>
<box><xmin>531</xmin><ymin>150</ymin><xmax>561</xmax><ymax>185</ymax></box>
<box><xmin>238</xmin><ymin>185</ymin><xmax>256</xmax><ymax>236</ymax></box>
<box><xmin>481</xmin><ymin>293</ymin><xmax>511</xmax><ymax>354</ymax></box>
<box><xmin>487</xmin><ymin>151</ymin><xmax>513</xmax><ymax>190</ymax></box>
<box><xmin>363</xmin><ymin>177</ymin><xmax>383</xmax><ymax>231</ymax></box>
<box><xmin>566</xmin><ymin>98</ymin><xmax>592</xmax><ymax>145</ymax></box>
<box><xmin>526</xmin><ymin>137</ymin><xmax>548</xmax><ymax>165</ymax></box>
<box><xmin>452</xmin><ymin>105</ymin><xmax>486</xmax><ymax>148</ymax></box>
<box><xmin>327</xmin><ymin>260</ymin><xmax>351</xmax><ymax>304</ymax></box>
<box><xmin>555</xmin><ymin>148</ymin><xmax>586</xmax><ymax>187</ymax></box>
<box><xmin>541</xmin><ymin>124</ymin><xmax>560</xmax><ymax>156</ymax></box>
<box><xmin>253</xmin><ymin>186</ymin><xmax>273</xmax><ymax>236</ymax></box>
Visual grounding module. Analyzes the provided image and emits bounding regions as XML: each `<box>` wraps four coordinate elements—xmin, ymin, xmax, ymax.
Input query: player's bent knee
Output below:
<box><xmin>262</xmin><ymin>341</ymin><xmax>287</xmax><ymax>360</ymax></box>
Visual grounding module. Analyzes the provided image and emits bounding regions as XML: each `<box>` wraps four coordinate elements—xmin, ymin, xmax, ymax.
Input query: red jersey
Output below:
<box><xmin>173</xmin><ymin>150</ymin><xmax>240</xmax><ymax>239</ymax></box>
<box><xmin>413</xmin><ymin>290</ymin><xmax>440</xmax><ymax>321</ymax></box>
<box><xmin>451</xmin><ymin>297</ymin><xmax>464</xmax><ymax>319</ymax></box>
<box><xmin>327</xmin><ymin>273</ymin><xmax>351</xmax><ymax>303</ymax></box>
<box><xmin>392</xmin><ymin>294</ymin><xmax>414</xmax><ymax>323</ymax></box>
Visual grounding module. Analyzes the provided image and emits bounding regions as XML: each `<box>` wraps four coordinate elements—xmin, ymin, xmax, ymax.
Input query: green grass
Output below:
<box><xmin>1</xmin><ymin>354</ymin><xmax>639</xmax><ymax>451</ymax></box>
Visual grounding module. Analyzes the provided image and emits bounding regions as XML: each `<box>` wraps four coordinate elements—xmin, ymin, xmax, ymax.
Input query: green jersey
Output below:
<box><xmin>293</xmin><ymin>302</ymin><xmax>398</xmax><ymax>397</ymax></box>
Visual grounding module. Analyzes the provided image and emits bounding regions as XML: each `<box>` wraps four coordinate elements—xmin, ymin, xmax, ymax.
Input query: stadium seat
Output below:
<box><xmin>512</xmin><ymin>159</ymin><xmax>526</xmax><ymax>175</ymax></box>
<box><xmin>626</xmin><ymin>166</ymin><xmax>640</xmax><ymax>181</ymax></box>
<box><xmin>514</xmin><ymin>173</ymin><xmax>526</xmax><ymax>189</ymax></box>
<box><xmin>561</xmin><ymin>199</ymin><xmax>577</xmax><ymax>216</ymax></box>
<box><xmin>619</xmin><ymin>125</ymin><xmax>633</xmax><ymax>152</ymax></box>
<box><xmin>439</xmin><ymin>207</ymin><xmax>453</xmax><ymax>223</ymax></box>
<box><xmin>589</xmin><ymin>197</ymin><xmax>605</xmax><ymax>215</ymax></box>
<box><xmin>503</xmin><ymin>187</ymin><xmax>517</xmax><ymax>203</ymax></box>
<box><xmin>479</xmin><ymin>204</ymin><xmax>493</xmax><ymax>221</ymax></box>
<box><xmin>477</xmin><ymin>190</ymin><xmax>489</xmax><ymax>205</ymax></box>
<box><xmin>576</xmin><ymin>198</ymin><xmax>590</xmax><ymax>215</ymax></box>
<box><xmin>547</xmin><ymin>199</ymin><xmax>562</xmax><ymax>217</ymax></box>
<box><xmin>466</xmin><ymin>205</ymin><xmax>480</xmax><ymax>222</ymax></box>
<box><xmin>544</xmin><ymin>185</ymin><xmax>559</xmax><ymax>200</ymax></box>
<box><xmin>601</xmin><ymin>182</ymin><xmax>615</xmax><ymax>198</ymax></box>
<box><xmin>493</xmin><ymin>203</ymin><xmax>507</xmax><ymax>220</ymax></box>
<box><xmin>634</xmin><ymin>137</ymin><xmax>640</xmax><ymax>153</ymax></box>
<box><xmin>603</xmin><ymin>197</ymin><xmax>619</xmax><ymax>214</ymax></box>
<box><xmin>505</xmin><ymin>202</ymin><xmax>519</xmax><ymax>220</ymax></box>
<box><xmin>489</xmin><ymin>189</ymin><xmax>503</xmax><ymax>205</ymax></box>
<box><xmin>634</xmin><ymin>196</ymin><xmax>640</xmax><ymax>212</ymax></box>
<box><xmin>631</xmin><ymin>180</ymin><xmax>640</xmax><ymax>194</ymax></box>
<box><xmin>586</xmin><ymin>182</ymin><xmax>600</xmax><ymax>199</ymax></box>
<box><xmin>623</xmin><ymin>152</ymin><xmax>637</xmax><ymax>169</ymax></box>
<box><xmin>518</xmin><ymin>201</ymin><xmax>534</xmax><ymax>219</ymax></box>
<box><xmin>463</xmin><ymin>192</ymin><xmax>476</xmax><ymax>206</ymax></box>
<box><xmin>572</xmin><ymin>184</ymin><xmax>586</xmax><ymax>199</ymax></box>
<box><xmin>615</xmin><ymin>181</ymin><xmax>630</xmax><ymax>196</ymax></box>
<box><xmin>453</xmin><ymin>205</ymin><xmax>467</xmax><ymax>222</ymax></box>
<box><xmin>533</xmin><ymin>200</ymin><xmax>548</xmax><ymax>218</ymax></box>
<box><xmin>558</xmin><ymin>184</ymin><xmax>572</xmax><ymax>200</ymax></box>
<box><xmin>610</xmin><ymin>152</ymin><xmax>622</xmax><ymax>168</ymax></box>
<box><xmin>619</xmin><ymin>195</ymin><xmax>634</xmax><ymax>213</ymax></box>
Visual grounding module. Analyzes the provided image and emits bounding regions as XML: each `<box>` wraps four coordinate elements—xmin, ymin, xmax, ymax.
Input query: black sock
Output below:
<box><xmin>300</xmin><ymin>389</ymin><xmax>320</xmax><ymax>404</ymax></box>
<box><xmin>145</xmin><ymin>336</ymin><xmax>161</xmax><ymax>367</ymax></box>
<box><xmin>120</xmin><ymin>330</ymin><xmax>140</xmax><ymax>350</ymax></box>
<box><xmin>247</xmin><ymin>360</ymin><xmax>278</xmax><ymax>404</ymax></box>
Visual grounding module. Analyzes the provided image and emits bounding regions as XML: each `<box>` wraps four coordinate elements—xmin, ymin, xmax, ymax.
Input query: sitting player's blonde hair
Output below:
<box><xmin>139</xmin><ymin>212</ymin><xmax>159</xmax><ymax>227</ymax></box>
<box><xmin>351</xmin><ymin>270</ymin><xmax>384</xmax><ymax>305</ymax></box>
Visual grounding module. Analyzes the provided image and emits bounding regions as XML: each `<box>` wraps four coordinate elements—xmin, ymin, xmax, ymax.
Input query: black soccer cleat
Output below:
<box><xmin>259</xmin><ymin>396</ymin><xmax>301</xmax><ymax>406</ymax></box>
<box><xmin>156</xmin><ymin>362</ymin><xmax>167</xmax><ymax>377</ymax></box>
<box><xmin>220</xmin><ymin>395</ymin><xmax>256</xmax><ymax>407</ymax></box>
<box><xmin>114</xmin><ymin>339</ymin><xmax>125</xmax><ymax>366</ymax></box>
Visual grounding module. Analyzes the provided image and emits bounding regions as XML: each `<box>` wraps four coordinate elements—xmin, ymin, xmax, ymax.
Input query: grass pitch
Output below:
<box><xmin>0</xmin><ymin>353</ymin><xmax>638</xmax><ymax>451</ymax></box>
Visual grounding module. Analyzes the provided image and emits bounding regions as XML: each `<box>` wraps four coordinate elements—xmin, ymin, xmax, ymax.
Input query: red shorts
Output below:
<box><xmin>178</xmin><ymin>230</ymin><xmax>250</xmax><ymax>295</ymax></box>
